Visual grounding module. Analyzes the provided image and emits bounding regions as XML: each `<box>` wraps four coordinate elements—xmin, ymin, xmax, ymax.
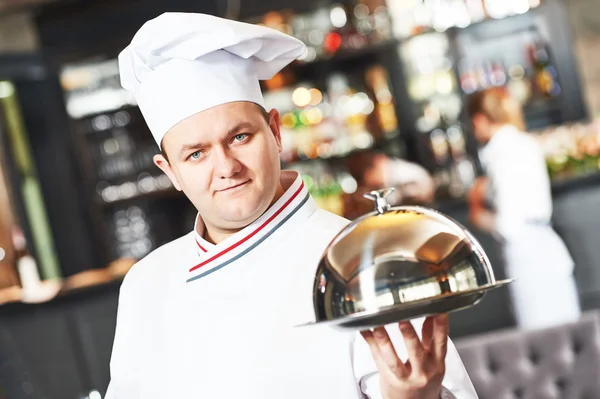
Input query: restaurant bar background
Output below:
<box><xmin>2</xmin><ymin>0</ymin><xmax>600</xmax><ymax>398</ymax></box>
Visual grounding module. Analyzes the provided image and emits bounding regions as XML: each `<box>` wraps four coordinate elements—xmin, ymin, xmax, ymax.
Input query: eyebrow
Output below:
<box><xmin>178</xmin><ymin>121</ymin><xmax>259</xmax><ymax>157</ymax></box>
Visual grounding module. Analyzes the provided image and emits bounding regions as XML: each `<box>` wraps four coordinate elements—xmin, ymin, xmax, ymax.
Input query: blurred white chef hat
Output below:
<box><xmin>118</xmin><ymin>12</ymin><xmax>307</xmax><ymax>146</ymax></box>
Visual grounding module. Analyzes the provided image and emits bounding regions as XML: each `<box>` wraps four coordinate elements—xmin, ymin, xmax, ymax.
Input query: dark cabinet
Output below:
<box><xmin>0</xmin><ymin>283</ymin><xmax>120</xmax><ymax>399</ymax></box>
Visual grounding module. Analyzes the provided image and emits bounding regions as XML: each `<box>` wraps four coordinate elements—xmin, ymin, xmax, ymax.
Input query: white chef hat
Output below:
<box><xmin>118</xmin><ymin>12</ymin><xmax>307</xmax><ymax>146</ymax></box>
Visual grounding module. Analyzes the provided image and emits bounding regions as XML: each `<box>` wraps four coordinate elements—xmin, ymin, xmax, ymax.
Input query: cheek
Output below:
<box><xmin>176</xmin><ymin>164</ymin><xmax>211</xmax><ymax>194</ymax></box>
<box><xmin>242</xmin><ymin>139</ymin><xmax>279</xmax><ymax>173</ymax></box>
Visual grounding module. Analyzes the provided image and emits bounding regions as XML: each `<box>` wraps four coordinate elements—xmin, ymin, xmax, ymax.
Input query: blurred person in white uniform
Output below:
<box><xmin>466</xmin><ymin>87</ymin><xmax>581</xmax><ymax>331</ymax></box>
<box><xmin>105</xmin><ymin>12</ymin><xmax>478</xmax><ymax>399</ymax></box>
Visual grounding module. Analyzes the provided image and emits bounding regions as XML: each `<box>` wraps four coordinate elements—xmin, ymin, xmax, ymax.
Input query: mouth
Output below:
<box><xmin>218</xmin><ymin>180</ymin><xmax>250</xmax><ymax>193</ymax></box>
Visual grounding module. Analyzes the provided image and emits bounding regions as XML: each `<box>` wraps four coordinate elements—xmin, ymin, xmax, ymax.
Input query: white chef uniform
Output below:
<box><xmin>479</xmin><ymin>124</ymin><xmax>581</xmax><ymax>330</ymax></box>
<box><xmin>106</xmin><ymin>12</ymin><xmax>479</xmax><ymax>398</ymax></box>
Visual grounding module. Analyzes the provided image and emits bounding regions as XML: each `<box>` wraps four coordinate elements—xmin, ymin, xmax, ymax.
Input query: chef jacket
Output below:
<box><xmin>478</xmin><ymin>124</ymin><xmax>580</xmax><ymax>330</ymax></box>
<box><xmin>478</xmin><ymin>124</ymin><xmax>574</xmax><ymax>274</ymax></box>
<box><xmin>105</xmin><ymin>170</ymin><xmax>478</xmax><ymax>398</ymax></box>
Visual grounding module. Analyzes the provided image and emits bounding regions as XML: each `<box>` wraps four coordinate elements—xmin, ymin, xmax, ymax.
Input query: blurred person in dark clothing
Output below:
<box><xmin>467</xmin><ymin>86</ymin><xmax>580</xmax><ymax>331</ymax></box>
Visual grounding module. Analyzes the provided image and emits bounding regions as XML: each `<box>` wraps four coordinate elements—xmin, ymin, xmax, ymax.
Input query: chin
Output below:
<box><xmin>220</xmin><ymin>197</ymin><xmax>269</xmax><ymax>226</ymax></box>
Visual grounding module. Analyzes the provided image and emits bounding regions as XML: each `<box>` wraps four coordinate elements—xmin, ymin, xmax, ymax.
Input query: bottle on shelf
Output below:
<box><xmin>365</xmin><ymin>65</ymin><xmax>399</xmax><ymax>139</ymax></box>
<box><xmin>446</xmin><ymin>125</ymin><xmax>477</xmax><ymax>197</ymax></box>
<box><xmin>506</xmin><ymin>63</ymin><xmax>533</xmax><ymax>106</ymax></box>
<box><xmin>271</xmin><ymin>69</ymin><xmax>381</xmax><ymax>165</ymax></box>
<box><xmin>429</xmin><ymin>128</ymin><xmax>452</xmax><ymax>197</ymax></box>
<box><xmin>458</xmin><ymin>59</ymin><xmax>507</xmax><ymax>94</ymax></box>
<box><xmin>527</xmin><ymin>39</ymin><xmax>562</xmax><ymax>99</ymax></box>
<box><xmin>112</xmin><ymin>206</ymin><xmax>153</xmax><ymax>260</ymax></box>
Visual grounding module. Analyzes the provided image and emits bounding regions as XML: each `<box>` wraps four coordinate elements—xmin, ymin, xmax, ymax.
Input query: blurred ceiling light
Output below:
<box><xmin>484</xmin><ymin>0</ymin><xmax>508</xmax><ymax>19</ymax></box>
<box><xmin>511</xmin><ymin>0</ymin><xmax>530</xmax><ymax>14</ymax></box>
<box><xmin>414</xmin><ymin>2</ymin><xmax>432</xmax><ymax>26</ymax></box>
<box><xmin>281</xmin><ymin>112</ymin><xmax>297</xmax><ymax>129</ymax></box>
<box><xmin>157</xmin><ymin>175</ymin><xmax>173</xmax><ymax>189</ymax></box>
<box><xmin>340</xmin><ymin>174</ymin><xmax>358</xmax><ymax>194</ymax></box>
<box><xmin>292</xmin><ymin>87</ymin><xmax>311</xmax><ymax>108</ymax></box>
<box><xmin>317</xmin><ymin>143</ymin><xmax>334</xmax><ymax>158</ymax></box>
<box><xmin>435</xmin><ymin>73</ymin><xmax>454</xmax><ymax>95</ymax></box>
<box><xmin>451</xmin><ymin>1</ymin><xmax>472</xmax><ymax>28</ymax></box>
<box><xmin>88</xmin><ymin>390</ymin><xmax>102</xmax><ymax>399</ymax></box>
<box><xmin>465</xmin><ymin>0</ymin><xmax>486</xmax><ymax>22</ymax></box>
<box><xmin>330</xmin><ymin>5</ymin><xmax>348</xmax><ymax>28</ymax></box>
<box><xmin>298</xmin><ymin>47</ymin><xmax>317</xmax><ymax>63</ymax></box>
<box><xmin>306</xmin><ymin>107</ymin><xmax>324</xmax><ymax>125</ymax></box>
<box><xmin>509</xmin><ymin>64</ymin><xmax>526</xmax><ymax>80</ymax></box>
<box><xmin>354</xmin><ymin>131</ymin><xmax>374</xmax><ymax>149</ymax></box>
<box><xmin>0</xmin><ymin>81</ymin><xmax>15</xmax><ymax>99</ymax></box>
<box><xmin>298</xmin><ymin>110</ymin><xmax>311</xmax><ymax>126</ymax></box>
<box><xmin>431</xmin><ymin>1</ymin><xmax>453</xmax><ymax>32</ymax></box>
<box><xmin>308</xmin><ymin>29</ymin><xmax>325</xmax><ymax>45</ymax></box>
<box><xmin>309</xmin><ymin>88</ymin><xmax>323</xmax><ymax>105</ymax></box>
<box><xmin>354</xmin><ymin>3</ymin><xmax>370</xmax><ymax>19</ymax></box>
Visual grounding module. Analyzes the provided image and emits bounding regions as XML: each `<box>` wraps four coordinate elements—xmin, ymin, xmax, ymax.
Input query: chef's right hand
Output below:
<box><xmin>360</xmin><ymin>314</ymin><xmax>449</xmax><ymax>399</ymax></box>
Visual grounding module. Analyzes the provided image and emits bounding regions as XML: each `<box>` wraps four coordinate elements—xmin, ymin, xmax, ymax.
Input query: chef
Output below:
<box><xmin>466</xmin><ymin>87</ymin><xmax>581</xmax><ymax>330</ymax></box>
<box><xmin>106</xmin><ymin>12</ymin><xmax>478</xmax><ymax>399</ymax></box>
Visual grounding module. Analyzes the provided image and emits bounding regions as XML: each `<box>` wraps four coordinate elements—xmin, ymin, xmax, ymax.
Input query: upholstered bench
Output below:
<box><xmin>454</xmin><ymin>311</ymin><xmax>600</xmax><ymax>399</ymax></box>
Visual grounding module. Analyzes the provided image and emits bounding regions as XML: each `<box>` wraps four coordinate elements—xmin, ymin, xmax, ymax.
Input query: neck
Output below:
<box><xmin>201</xmin><ymin>181</ymin><xmax>286</xmax><ymax>245</ymax></box>
<box><xmin>481</xmin><ymin>124</ymin><xmax>504</xmax><ymax>143</ymax></box>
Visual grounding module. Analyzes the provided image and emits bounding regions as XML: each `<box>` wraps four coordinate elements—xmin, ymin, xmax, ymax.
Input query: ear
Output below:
<box><xmin>153</xmin><ymin>153</ymin><xmax>183</xmax><ymax>191</ymax></box>
<box><xmin>267</xmin><ymin>108</ymin><xmax>283</xmax><ymax>153</ymax></box>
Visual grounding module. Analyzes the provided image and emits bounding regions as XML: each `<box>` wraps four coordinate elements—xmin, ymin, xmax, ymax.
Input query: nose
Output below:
<box><xmin>213</xmin><ymin>146</ymin><xmax>242</xmax><ymax>179</ymax></box>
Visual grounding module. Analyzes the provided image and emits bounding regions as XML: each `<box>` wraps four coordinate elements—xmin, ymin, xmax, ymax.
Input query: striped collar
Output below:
<box><xmin>188</xmin><ymin>170</ymin><xmax>314</xmax><ymax>283</ymax></box>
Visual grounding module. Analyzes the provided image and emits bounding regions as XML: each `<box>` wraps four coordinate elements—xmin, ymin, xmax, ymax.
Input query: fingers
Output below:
<box><xmin>360</xmin><ymin>329</ymin><xmax>379</xmax><ymax>356</ymax></box>
<box><xmin>399</xmin><ymin>321</ymin><xmax>428</xmax><ymax>374</ymax></box>
<box><xmin>360</xmin><ymin>330</ymin><xmax>385</xmax><ymax>371</ymax></box>
<box><xmin>361</xmin><ymin>327</ymin><xmax>408</xmax><ymax>378</ymax></box>
<box><xmin>361</xmin><ymin>316</ymin><xmax>449</xmax><ymax>380</ymax></box>
<box><xmin>373</xmin><ymin>327</ymin><xmax>409</xmax><ymax>377</ymax></box>
<box><xmin>433</xmin><ymin>314</ymin><xmax>449</xmax><ymax>361</ymax></box>
<box><xmin>421</xmin><ymin>316</ymin><xmax>435</xmax><ymax>351</ymax></box>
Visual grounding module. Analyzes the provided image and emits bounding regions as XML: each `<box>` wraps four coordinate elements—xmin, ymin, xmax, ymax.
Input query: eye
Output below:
<box><xmin>189</xmin><ymin>150</ymin><xmax>203</xmax><ymax>160</ymax></box>
<box><xmin>233</xmin><ymin>133</ymin><xmax>248</xmax><ymax>142</ymax></box>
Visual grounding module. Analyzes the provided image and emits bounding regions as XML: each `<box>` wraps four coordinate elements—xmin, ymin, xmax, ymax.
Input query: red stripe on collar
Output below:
<box><xmin>189</xmin><ymin>181</ymin><xmax>305</xmax><ymax>273</ymax></box>
<box><xmin>195</xmin><ymin>239</ymin><xmax>208</xmax><ymax>253</ymax></box>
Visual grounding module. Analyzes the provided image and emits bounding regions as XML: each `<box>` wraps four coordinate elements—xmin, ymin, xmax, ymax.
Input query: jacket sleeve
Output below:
<box><xmin>352</xmin><ymin>320</ymin><xmax>479</xmax><ymax>398</ymax></box>
<box><xmin>105</xmin><ymin>266</ymin><xmax>143</xmax><ymax>399</ymax></box>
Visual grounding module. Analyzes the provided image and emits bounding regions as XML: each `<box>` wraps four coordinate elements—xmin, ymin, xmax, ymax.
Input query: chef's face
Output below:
<box><xmin>154</xmin><ymin>102</ymin><xmax>283</xmax><ymax>231</ymax></box>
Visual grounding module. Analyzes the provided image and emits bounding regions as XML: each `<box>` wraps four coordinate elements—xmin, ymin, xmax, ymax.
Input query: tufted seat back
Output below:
<box><xmin>454</xmin><ymin>311</ymin><xmax>600</xmax><ymax>399</ymax></box>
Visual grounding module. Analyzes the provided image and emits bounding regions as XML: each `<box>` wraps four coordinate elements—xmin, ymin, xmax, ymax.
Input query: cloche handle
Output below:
<box><xmin>363</xmin><ymin>188</ymin><xmax>395</xmax><ymax>214</ymax></box>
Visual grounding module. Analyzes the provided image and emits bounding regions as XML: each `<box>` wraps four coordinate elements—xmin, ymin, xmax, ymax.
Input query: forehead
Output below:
<box><xmin>162</xmin><ymin>101</ymin><xmax>265</xmax><ymax>148</ymax></box>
